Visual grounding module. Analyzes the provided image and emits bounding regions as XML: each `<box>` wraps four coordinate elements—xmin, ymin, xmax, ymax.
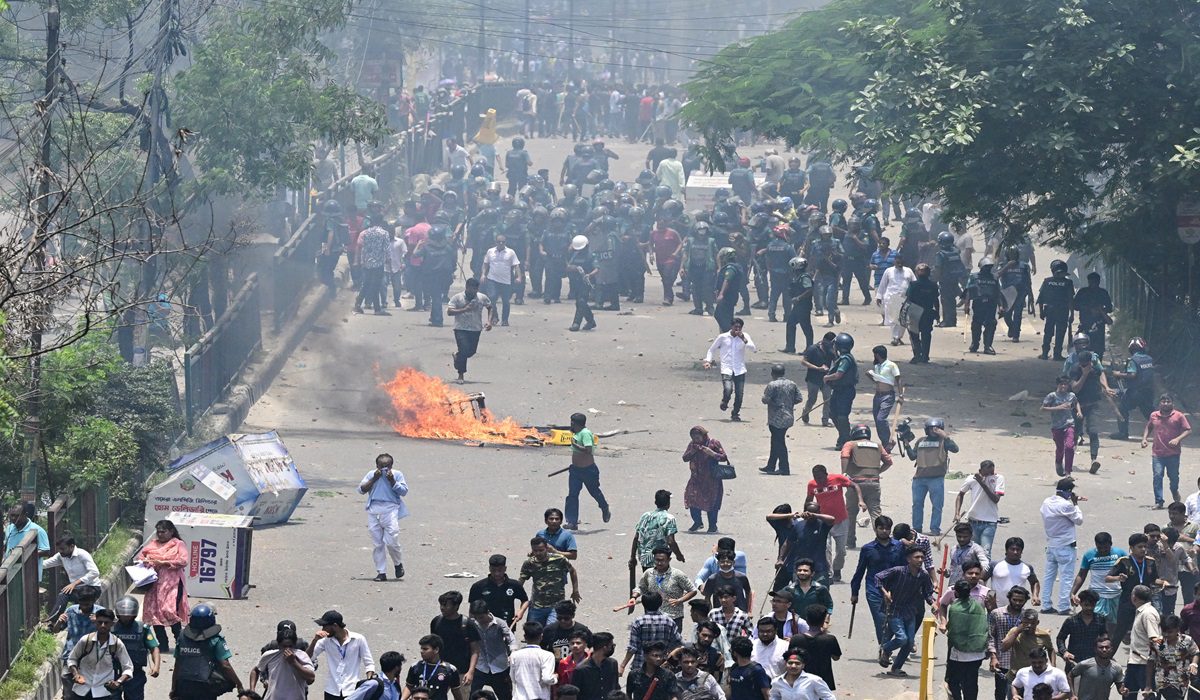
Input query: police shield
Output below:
<box><xmin>900</xmin><ymin>301</ymin><xmax>925</xmax><ymax>334</ymax></box>
<box><xmin>1001</xmin><ymin>285</ymin><xmax>1018</xmax><ymax>310</ymax></box>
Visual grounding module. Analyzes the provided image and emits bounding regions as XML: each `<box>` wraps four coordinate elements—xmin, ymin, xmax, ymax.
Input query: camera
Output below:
<box><xmin>895</xmin><ymin>417</ymin><xmax>916</xmax><ymax>458</ymax></box>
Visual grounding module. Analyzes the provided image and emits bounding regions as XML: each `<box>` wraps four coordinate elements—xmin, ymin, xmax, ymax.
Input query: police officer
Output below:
<box><xmin>905</xmin><ymin>263</ymin><xmax>940</xmax><ymax>364</ymax></box>
<box><xmin>619</xmin><ymin>206</ymin><xmax>648</xmax><ymax>303</ymax></box>
<box><xmin>841</xmin><ymin>215</ymin><xmax>874</xmax><ymax>306</ymax></box>
<box><xmin>469</xmin><ymin>200</ymin><xmax>501</xmax><ymax>280</ymax></box>
<box><xmin>779</xmin><ymin>157</ymin><xmax>808</xmax><ymax>200</ymax></box>
<box><xmin>824</xmin><ymin>332</ymin><xmax>858</xmax><ymax>447</ymax></box>
<box><xmin>857</xmin><ymin>198</ymin><xmax>883</xmax><ymax>246</ymax></box>
<box><xmin>782</xmin><ymin>256</ymin><xmax>815</xmax><ymax>353</ymax></box>
<box><xmin>1073</xmin><ymin>272</ymin><xmax>1113</xmax><ymax>359</ymax></box>
<box><xmin>1037</xmin><ymin>259</ymin><xmax>1076</xmax><ymax>361</ymax></box>
<box><xmin>998</xmin><ymin>245</ymin><xmax>1035</xmax><ymax>341</ymax></box>
<box><xmin>540</xmin><ymin>208</ymin><xmax>572</xmax><ymax>304</ymax></box>
<box><xmin>911</xmin><ymin>418</ymin><xmax>959</xmax><ymax>536</ymax></box>
<box><xmin>567</xmin><ymin>235</ymin><xmax>597</xmax><ymax>331</ymax></box>
<box><xmin>763</xmin><ymin>225</ymin><xmax>795</xmax><ymax>322</ymax></box>
<box><xmin>714</xmin><ymin>246</ymin><xmax>745</xmax><ymax>333</ymax></box>
<box><xmin>961</xmin><ymin>257</ymin><xmax>1001</xmax><ymax>355</ymax></box>
<box><xmin>419</xmin><ymin>225</ymin><xmax>455</xmax><ymax>327</ymax></box>
<box><xmin>748</xmin><ymin>207</ymin><xmax>774</xmax><ymax>310</ymax></box>
<box><xmin>1111</xmin><ymin>337</ymin><xmax>1155</xmax><ymax>440</ymax></box>
<box><xmin>933</xmin><ymin>231</ymin><xmax>968</xmax><ymax>328</ymax></box>
<box><xmin>171</xmin><ymin>604</ymin><xmax>246</xmax><ymax>700</ymax></box>
<box><xmin>593</xmin><ymin>216</ymin><xmax>622</xmax><ymax>311</ymax></box>
<box><xmin>527</xmin><ymin>205</ymin><xmax>549</xmax><ymax>298</ymax></box>
<box><xmin>113</xmin><ymin>596</ymin><xmax>160</xmax><ymax>700</ymax></box>
<box><xmin>681</xmin><ymin>221</ymin><xmax>718</xmax><ymax>316</ymax></box>
<box><xmin>840</xmin><ymin>424</ymin><xmax>894</xmax><ymax>548</ymax></box>
<box><xmin>810</xmin><ymin>225</ymin><xmax>844</xmax><ymax>326</ymax></box>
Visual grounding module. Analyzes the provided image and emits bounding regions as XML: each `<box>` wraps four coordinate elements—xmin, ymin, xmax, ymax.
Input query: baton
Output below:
<box><xmin>547</xmin><ymin>466</ymin><xmax>571</xmax><ymax>478</ymax></box>
<box><xmin>628</xmin><ymin>560</ymin><xmax>638</xmax><ymax>615</ymax></box>
<box><xmin>848</xmin><ymin>600</ymin><xmax>857</xmax><ymax>639</ymax></box>
<box><xmin>937</xmin><ymin>544</ymin><xmax>950</xmax><ymax>602</ymax></box>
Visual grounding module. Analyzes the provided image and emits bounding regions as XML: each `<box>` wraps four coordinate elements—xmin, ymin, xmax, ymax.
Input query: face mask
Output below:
<box><xmin>718</xmin><ymin>564</ymin><xmax>734</xmax><ymax>573</ymax></box>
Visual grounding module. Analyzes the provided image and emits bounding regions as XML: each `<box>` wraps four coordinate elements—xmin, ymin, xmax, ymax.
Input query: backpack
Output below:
<box><xmin>80</xmin><ymin>634</ymin><xmax>123</xmax><ymax>679</ymax></box>
<box><xmin>808</xmin><ymin>162</ymin><xmax>835</xmax><ymax>188</ymax></box>
<box><xmin>679</xmin><ymin>671</ymin><xmax>718</xmax><ymax>700</ymax></box>
<box><xmin>355</xmin><ymin>677</ymin><xmax>397</xmax><ymax>700</ymax></box>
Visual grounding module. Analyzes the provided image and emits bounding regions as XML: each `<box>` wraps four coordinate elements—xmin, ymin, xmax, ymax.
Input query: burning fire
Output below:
<box><xmin>381</xmin><ymin>368</ymin><xmax>539</xmax><ymax>445</ymax></box>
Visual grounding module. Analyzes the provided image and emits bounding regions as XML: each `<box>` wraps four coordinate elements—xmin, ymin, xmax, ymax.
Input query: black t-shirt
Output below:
<box><xmin>468</xmin><ymin>577</ymin><xmax>528</xmax><ymax>623</ymax></box>
<box><xmin>802</xmin><ymin>344</ymin><xmax>831</xmax><ymax>384</ymax></box>
<box><xmin>728</xmin><ymin>662</ymin><xmax>772</xmax><ymax>700</ymax></box>
<box><xmin>788</xmin><ymin>633</ymin><xmax>842</xmax><ymax>689</ymax></box>
<box><xmin>541</xmin><ymin>621</ymin><xmax>592</xmax><ymax>661</ymax></box>
<box><xmin>430</xmin><ymin>615</ymin><xmax>482</xmax><ymax>673</ymax></box>
<box><xmin>626</xmin><ymin>666</ymin><xmax>677</xmax><ymax>700</ymax></box>
<box><xmin>647</xmin><ymin>146</ymin><xmax>673</xmax><ymax>172</ymax></box>
<box><xmin>405</xmin><ymin>660</ymin><xmax>462</xmax><ymax>700</ymax></box>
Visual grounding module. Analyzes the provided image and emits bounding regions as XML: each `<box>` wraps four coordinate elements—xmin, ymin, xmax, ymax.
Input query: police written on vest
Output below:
<box><xmin>912</xmin><ymin>429</ymin><xmax>959</xmax><ymax>478</ymax></box>
<box><xmin>846</xmin><ymin>440</ymin><xmax>886</xmax><ymax>480</ymax></box>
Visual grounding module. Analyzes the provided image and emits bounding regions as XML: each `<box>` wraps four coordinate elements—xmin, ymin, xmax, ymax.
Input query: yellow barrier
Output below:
<box><xmin>919</xmin><ymin>615</ymin><xmax>937</xmax><ymax>700</ymax></box>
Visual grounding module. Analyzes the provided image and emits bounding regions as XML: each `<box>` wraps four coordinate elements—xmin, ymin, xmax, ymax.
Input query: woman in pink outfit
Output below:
<box><xmin>137</xmin><ymin>519</ymin><xmax>189</xmax><ymax>650</ymax></box>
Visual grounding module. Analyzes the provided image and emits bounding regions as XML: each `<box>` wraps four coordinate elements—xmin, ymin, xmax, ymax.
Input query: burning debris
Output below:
<box><xmin>381</xmin><ymin>368</ymin><xmax>543</xmax><ymax>446</ymax></box>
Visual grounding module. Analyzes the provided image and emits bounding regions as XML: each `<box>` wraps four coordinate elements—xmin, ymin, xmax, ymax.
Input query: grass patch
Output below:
<box><xmin>0</xmin><ymin>629</ymin><xmax>57</xmax><ymax>700</ymax></box>
<box><xmin>93</xmin><ymin>525</ymin><xmax>135</xmax><ymax>574</ymax></box>
<box><xmin>313</xmin><ymin>490</ymin><xmax>337</xmax><ymax>498</ymax></box>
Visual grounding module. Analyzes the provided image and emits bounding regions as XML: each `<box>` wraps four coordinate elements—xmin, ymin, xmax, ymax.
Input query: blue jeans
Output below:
<box><xmin>486</xmin><ymin>280</ymin><xmax>514</xmax><ymax>323</ymax></box>
<box><xmin>970</xmin><ymin>520</ymin><xmax>998</xmax><ymax>559</ymax></box>
<box><xmin>882</xmin><ymin>613</ymin><xmax>919</xmax><ymax>670</ymax></box>
<box><xmin>1043</xmin><ymin>544</ymin><xmax>1077</xmax><ymax>612</ymax></box>
<box><xmin>526</xmin><ymin>606</ymin><xmax>558</xmax><ymax>626</ymax></box>
<box><xmin>872</xmin><ymin>392</ymin><xmax>896</xmax><ymax>449</ymax></box>
<box><xmin>1152</xmin><ymin>454</ymin><xmax>1181</xmax><ymax>504</ymax></box>
<box><xmin>866</xmin><ymin>590</ymin><xmax>887</xmax><ymax>645</ymax></box>
<box><xmin>821</xmin><ymin>280</ymin><xmax>839</xmax><ymax>318</ymax></box>
<box><xmin>564</xmin><ymin>464</ymin><xmax>609</xmax><ymax>525</ymax></box>
<box><xmin>911</xmin><ymin>476</ymin><xmax>945</xmax><ymax>533</ymax></box>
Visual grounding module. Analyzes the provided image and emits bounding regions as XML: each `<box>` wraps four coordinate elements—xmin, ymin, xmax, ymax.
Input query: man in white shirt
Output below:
<box><xmin>67</xmin><ymin>608</ymin><xmax>134</xmax><ymax>699</ymax></box>
<box><xmin>655</xmin><ymin>148</ymin><xmax>686</xmax><ymax>201</ymax></box>
<box><xmin>1185</xmin><ymin>476</ymin><xmax>1200</xmax><ymax>525</ymax></box>
<box><xmin>351</xmin><ymin>165</ymin><xmax>379</xmax><ymax>214</ymax></box>
<box><xmin>954</xmin><ymin>460</ymin><xmax>1006</xmax><ymax>558</ymax></box>
<box><xmin>1010</xmin><ymin>647</ymin><xmax>1069</xmax><ymax>700</ymax></box>
<box><xmin>1125</xmin><ymin>585</ymin><xmax>1160</xmax><ymax>698</ymax></box>
<box><xmin>387</xmin><ymin>232</ymin><xmax>408</xmax><ymax>308</ymax></box>
<box><xmin>483</xmin><ymin>235</ymin><xmax>522</xmax><ymax>327</ymax></box>
<box><xmin>751</xmin><ymin>617</ymin><xmax>787</xmax><ymax>677</ymax></box>
<box><xmin>359</xmin><ymin>453</ymin><xmax>409</xmax><ymax>582</ymax></box>
<box><xmin>875</xmin><ymin>255</ymin><xmax>916</xmax><ymax>344</ymax></box>
<box><xmin>704</xmin><ymin>318</ymin><xmax>757</xmax><ymax>422</ymax></box>
<box><xmin>308</xmin><ymin>610</ymin><xmax>376</xmax><ymax>698</ymax></box>
<box><xmin>768</xmin><ymin>649</ymin><xmax>835</xmax><ymax>700</ymax></box>
<box><xmin>866</xmin><ymin>345</ymin><xmax>903</xmax><ymax>452</ymax></box>
<box><xmin>509</xmin><ymin>622</ymin><xmax>556</xmax><ymax>700</ymax></box>
<box><xmin>46</xmin><ymin>534</ymin><xmax>101</xmax><ymax>617</ymax></box>
<box><xmin>1039</xmin><ymin>478</ymin><xmax>1084</xmax><ymax>615</ymax></box>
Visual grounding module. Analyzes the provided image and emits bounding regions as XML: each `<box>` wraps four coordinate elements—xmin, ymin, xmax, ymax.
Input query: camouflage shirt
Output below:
<box><xmin>520</xmin><ymin>553</ymin><xmax>571</xmax><ymax>608</ymax></box>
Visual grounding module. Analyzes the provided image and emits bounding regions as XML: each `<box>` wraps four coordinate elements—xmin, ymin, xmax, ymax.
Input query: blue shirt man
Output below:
<box><xmin>359</xmin><ymin>453</ymin><xmax>409</xmax><ymax>581</ymax></box>
<box><xmin>5</xmin><ymin>506</ymin><xmax>51</xmax><ymax>579</ymax></box>
<box><xmin>694</xmin><ymin>538</ymin><xmax>749</xmax><ymax>588</ymax></box>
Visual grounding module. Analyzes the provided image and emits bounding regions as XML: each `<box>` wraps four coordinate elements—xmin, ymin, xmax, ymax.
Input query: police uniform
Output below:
<box><xmin>765</xmin><ymin>237</ymin><xmax>795</xmax><ymax>321</ymax></box>
<box><xmin>963</xmin><ymin>269</ymin><xmax>1001</xmax><ymax>352</ymax></box>
<box><xmin>568</xmin><ymin>247</ymin><xmax>597</xmax><ymax>329</ymax></box>
<box><xmin>784</xmin><ymin>270</ymin><xmax>815</xmax><ymax>352</ymax></box>
<box><xmin>1117</xmin><ymin>351</ymin><xmax>1156</xmax><ymax>437</ymax></box>
<box><xmin>1074</xmin><ymin>284</ymin><xmax>1114</xmax><ymax>358</ymax></box>
<box><xmin>905</xmin><ymin>275</ymin><xmax>940</xmax><ymax>362</ymax></box>
<box><xmin>840</xmin><ymin>229</ymin><xmax>873</xmax><ymax>305</ymax></box>
<box><xmin>713</xmin><ymin>261</ymin><xmax>745</xmax><ymax>333</ymax></box>
<box><xmin>595</xmin><ymin>230</ymin><xmax>622</xmax><ymax>310</ymax></box>
<box><xmin>750</xmin><ymin>220</ymin><xmax>773</xmax><ymax>308</ymax></box>
<box><xmin>540</xmin><ymin>225</ymin><xmax>572</xmax><ymax>303</ymax></box>
<box><xmin>1037</xmin><ymin>275</ymin><xmax>1076</xmax><ymax>359</ymax></box>
<box><xmin>827</xmin><ymin>352</ymin><xmax>858</xmax><ymax>446</ymax></box>
<box><xmin>843</xmin><ymin>439</ymin><xmax>887</xmax><ymax>548</ymax></box>
<box><xmin>934</xmin><ymin>247</ymin><xmax>968</xmax><ymax>328</ymax></box>
<box><xmin>173</xmin><ymin>626</ymin><xmax>234</xmax><ymax>700</ymax></box>
<box><xmin>685</xmin><ymin>236</ymin><xmax>717</xmax><ymax>314</ymax></box>
<box><xmin>998</xmin><ymin>259</ymin><xmax>1033</xmax><ymax>340</ymax></box>
<box><xmin>911</xmin><ymin>435</ymin><xmax>959</xmax><ymax>534</ymax></box>
<box><xmin>112</xmin><ymin>619</ymin><xmax>159</xmax><ymax>700</ymax></box>
<box><xmin>779</xmin><ymin>168</ymin><xmax>807</xmax><ymax>201</ymax></box>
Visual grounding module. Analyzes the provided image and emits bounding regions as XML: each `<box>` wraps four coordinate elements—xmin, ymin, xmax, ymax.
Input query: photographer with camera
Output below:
<box><xmin>839</xmin><ymin>424</ymin><xmax>893</xmax><ymax>548</ymax></box>
<box><xmin>911</xmin><ymin>418</ymin><xmax>960</xmax><ymax>537</ymax></box>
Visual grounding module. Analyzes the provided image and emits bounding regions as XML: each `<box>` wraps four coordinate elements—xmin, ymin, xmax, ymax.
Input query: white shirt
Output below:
<box><xmin>751</xmin><ymin>637</ymin><xmax>786</xmax><ymax>677</ymax></box>
<box><xmin>67</xmin><ymin>634</ymin><xmax>133</xmax><ymax>698</ymax></box>
<box><xmin>959</xmin><ymin>474</ymin><xmax>1006</xmax><ymax>523</ymax></box>
<box><xmin>509</xmin><ymin>645</ymin><xmax>557</xmax><ymax>700</ymax></box>
<box><xmin>869</xmin><ymin>360</ymin><xmax>901</xmax><ymax>387</ymax></box>
<box><xmin>705</xmin><ymin>332</ymin><xmax>757</xmax><ymax>376</ymax></box>
<box><xmin>988</xmin><ymin>560</ymin><xmax>1033</xmax><ymax>597</ymax></box>
<box><xmin>1012</xmin><ymin>666</ymin><xmax>1069</xmax><ymax>700</ymax></box>
<box><xmin>768</xmin><ymin>672</ymin><xmax>836</xmax><ymax>700</ymax></box>
<box><xmin>1186</xmin><ymin>491</ymin><xmax>1200</xmax><ymax>525</ymax></box>
<box><xmin>876</xmin><ymin>265</ymin><xmax>915</xmax><ymax>300</ymax></box>
<box><xmin>311</xmin><ymin>631</ymin><xmax>376</xmax><ymax>695</ymax></box>
<box><xmin>388</xmin><ymin>238</ymin><xmax>408</xmax><ymax>273</ymax></box>
<box><xmin>46</xmin><ymin>547</ymin><xmax>100</xmax><ymax>585</ymax></box>
<box><xmin>484</xmin><ymin>247</ymin><xmax>521</xmax><ymax>285</ymax></box>
<box><xmin>1040</xmin><ymin>494</ymin><xmax>1084</xmax><ymax>547</ymax></box>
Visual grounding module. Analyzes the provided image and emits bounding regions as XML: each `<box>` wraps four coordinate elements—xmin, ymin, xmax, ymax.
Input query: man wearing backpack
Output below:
<box><xmin>170</xmin><ymin>604</ymin><xmax>247</xmax><ymax>700</ymax></box>
<box><xmin>67</xmin><ymin>608</ymin><xmax>134</xmax><ymax>699</ymax></box>
<box><xmin>111</xmin><ymin>597</ymin><xmax>160</xmax><ymax>700</ymax></box>
<box><xmin>346</xmin><ymin>651</ymin><xmax>406</xmax><ymax>700</ymax></box>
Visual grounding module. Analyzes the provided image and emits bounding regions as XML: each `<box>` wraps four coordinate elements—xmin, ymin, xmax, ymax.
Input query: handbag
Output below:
<box><xmin>713</xmin><ymin>458</ymin><xmax>737</xmax><ymax>480</ymax></box>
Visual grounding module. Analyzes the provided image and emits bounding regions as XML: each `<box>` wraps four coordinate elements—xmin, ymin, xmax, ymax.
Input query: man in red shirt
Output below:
<box><xmin>806</xmin><ymin>464</ymin><xmax>867</xmax><ymax>582</ymax></box>
<box><xmin>404</xmin><ymin>215</ymin><xmax>430</xmax><ymax>311</ymax></box>
<box><xmin>648</xmin><ymin>217</ymin><xmax>683</xmax><ymax>306</ymax></box>
<box><xmin>638</xmin><ymin>94</ymin><xmax>655</xmax><ymax>141</ymax></box>
<box><xmin>1142</xmin><ymin>393</ymin><xmax>1192</xmax><ymax>508</ymax></box>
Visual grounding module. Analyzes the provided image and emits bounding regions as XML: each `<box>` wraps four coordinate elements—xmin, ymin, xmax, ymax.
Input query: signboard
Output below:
<box><xmin>169</xmin><ymin>511</ymin><xmax>254</xmax><ymax>600</ymax></box>
<box><xmin>1178</xmin><ymin>199</ymin><xmax>1200</xmax><ymax>244</ymax></box>
<box><xmin>143</xmin><ymin>465</ymin><xmax>237</xmax><ymax>541</ymax></box>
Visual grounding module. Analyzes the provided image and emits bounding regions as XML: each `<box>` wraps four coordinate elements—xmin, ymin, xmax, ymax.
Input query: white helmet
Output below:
<box><xmin>570</xmin><ymin>235</ymin><xmax>589</xmax><ymax>250</ymax></box>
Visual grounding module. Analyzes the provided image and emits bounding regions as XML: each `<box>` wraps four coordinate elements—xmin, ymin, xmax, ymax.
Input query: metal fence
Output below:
<box><xmin>44</xmin><ymin>484</ymin><xmax>123</xmax><ymax>597</ymax></box>
<box><xmin>1107</xmin><ymin>260</ymin><xmax>1200</xmax><ymax>398</ymax></box>
<box><xmin>0</xmin><ymin>531</ymin><xmax>41</xmax><ymax>681</ymax></box>
<box><xmin>184</xmin><ymin>273</ymin><xmax>262</xmax><ymax>432</ymax></box>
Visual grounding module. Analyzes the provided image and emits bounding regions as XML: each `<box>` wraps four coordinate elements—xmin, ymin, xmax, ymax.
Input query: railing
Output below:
<box><xmin>43</xmin><ymin>483</ymin><xmax>122</xmax><ymax>597</ymax></box>
<box><xmin>184</xmin><ymin>274</ymin><xmax>262</xmax><ymax>433</ymax></box>
<box><xmin>1107</xmin><ymin>259</ymin><xmax>1200</xmax><ymax>400</ymax></box>
<box><xmin>0</xmin><ymin>531</ymin><xmax>42</xmax><ymax>681</ymax></box>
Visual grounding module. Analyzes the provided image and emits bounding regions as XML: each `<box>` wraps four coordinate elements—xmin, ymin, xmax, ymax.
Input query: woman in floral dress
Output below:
<box><xmin>683</xmin><ymin>425</ymin><xmax>726</xmax><ymax>533</ymax></box>
<box><xmin>137</xmin><ymin>519</ymin><xmax>190</xmax><ymax>650</ymax></box>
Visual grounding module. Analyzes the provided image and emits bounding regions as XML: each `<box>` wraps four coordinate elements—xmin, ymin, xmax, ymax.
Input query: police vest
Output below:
<box><xmin>1040</xmin><ymin>278</ymin><xmax>1073</xmax><ymax>308</ymax></box>
<box><xmin>1000</xmin><ymin>262</ymin><xmax>1029</xmax><ymax>289</ymax></box>
<box><xmin>717</xmin><ymin>263</ymin><xmax>744</xmax><ymax>295</ymax></box>
<box><xmin>847</xmin><ymin>441</ymin><xmax>883</xmax><ymax>479</ymax></box>
<box><xmin>914</xmin><ymin>438</ymin><xmax>949</xmax><ymax>477</ymax></box>
<box><xmin>937</xmin><ymin>249</ymin><xmax>967</xmax><ymax>279</ymax></box>
<box><xmin>688</xmin><ymin>240</ymin><xmax>715</xmax><ymax>269</ymax></box>
<box><xmin>971</xmin><ymin>275</ymin><xmax>999</xmax><ymax>306</ymax></box>
<box><xmin>422</xmin><ymin>244</ymin><xmax>453</xmax><ymax>274</ymax></box>
<box><xmin>828</xmin><ymin>212</ymin><xmax>847</xmax><ymax>232</ymax></box>
<box><xmin>112</xmin><ymin>621</ymin><xmax>150</xmax><ymax>667</ymax></box>
<box><xmin>779</xmin><ymin>170</ymin><xmax>806</xmax><ymax>195</ymax></box>
<box><xmin>542</xmin><ymin>231</ymin><xmax>569</xmax><ymax>259</ymax></box>
<box><xmin>830</xmin><ymin>355</ymin><xmax>858</xmax><ymax>389</ymax></box>
<box><xmin>766</xmin><ymin>239</ymin><xmax>793</xmax><ymax>273</ymax></box>
<box><xmin>175</xmin><ymin>630</ymin><xmax>217</xmax><ymax>683</ymax></box>
<box><xmin>1127</xmin><ymin>353</ymin><xmax>1156</xmax><ymax>392</ymax></box>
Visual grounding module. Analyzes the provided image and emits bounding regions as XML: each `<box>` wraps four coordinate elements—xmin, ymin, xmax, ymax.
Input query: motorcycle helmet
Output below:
<box><xmin>450</xmin><ymin>164</ymin><xmax>466</xmax><ymax>179</ymax></box>
<box><xmin>114</xmin><ymin>596</ymin><xmax>139</xmax><ymax>617</ymax></box>
<box><xmin>717</xmin><ymin>247</ymin><xmax>737</xmax><ymax>264</ymax></box>
<box><xmin>1072</xmin><ymin>332</ymin><xmax>1090</xmax><ymax>348</ymax></box>
<box><xmin>849</xmin><ymin>423</ymin><xmax>872</xmax><ymax>441</ymax></box>
<box><xmin>561</xmin><ymin>184</ymin><xmax>579</xmax><ymax>200</ymax></box>
<box><xmin>863</xmin><ymin>199</ymin><xmax>878</xmax><ymax>213</ymax></box>
<box><xmin>655</xmin><ymin>185</ymin><xmax>673</xmax><ymax>201</ymax></box>
<box><xmin>549</xmin><ymin>207</ymin><xmax>568</xmax><ymax>221</ymax></box>
<box><xmin>833</xmin><ymin>332</ymin><xmax>854</xmax><ymax>353</ymax></box>
<box><xmin>512</xmin><ymin>136</ymin><xmax>525</xmax><ymax>149</ymax></box>
<box><xmin>937</xmin><ymin>231</ymin><xmax>955</xmax><ymax>248</ymax></box>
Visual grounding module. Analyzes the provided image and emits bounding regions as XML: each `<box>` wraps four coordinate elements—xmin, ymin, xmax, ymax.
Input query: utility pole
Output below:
<box><xmin>522</xmin><ymin>0</ymin><xmax>530</xmax><ymax>82</ymax></box>
<box><xmin>477</xmin><ymin>3</ymin><xmax>485</xmax><ymax>81</ymax></box>
<box><xmin>621</xmin><ymin>0</ymin><xmax>630</xmax><ymax>84</ymax></box>
<box><xmin>567</xmin><ymin>0</ymin><xmax>575</xmax><ymax>83</ymax></box>
<box><xmin>21</xmin><ymin>0</ymin><xmax>61</xmax><ymax>507</ymax></box>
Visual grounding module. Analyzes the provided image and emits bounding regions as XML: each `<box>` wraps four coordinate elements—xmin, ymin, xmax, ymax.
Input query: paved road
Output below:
<box><xmin>141</xmin><ymin>136</ymin><xmax>1170</xmax><ymax>699</ymax></box>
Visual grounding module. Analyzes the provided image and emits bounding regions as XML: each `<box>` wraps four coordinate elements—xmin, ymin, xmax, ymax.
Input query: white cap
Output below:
<box><xmin>571</xmin><ymin>235</ymin><xmax>589</xmax><ymax>250</ymax></box>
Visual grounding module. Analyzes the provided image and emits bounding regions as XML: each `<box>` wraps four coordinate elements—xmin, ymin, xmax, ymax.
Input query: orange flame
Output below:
<box><xmin>381</xmin><ymin>367</ymin><xmax>539</xmax><ymax>445</ymax></box>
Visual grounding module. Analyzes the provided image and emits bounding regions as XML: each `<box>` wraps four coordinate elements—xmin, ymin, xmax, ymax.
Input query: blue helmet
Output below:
<box><xmin>189</xmin><ymin>604</ymin><xmax>217</xmax><ymax>630</ymax></box>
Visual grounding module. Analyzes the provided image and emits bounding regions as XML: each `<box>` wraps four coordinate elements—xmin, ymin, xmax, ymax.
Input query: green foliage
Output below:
<box><xmin>95</xmin><ymin>359</ymin><xmax>184</xmax><ymax>489</ymax></box>
<box><xmin>173</xmin><ymin>0</ymin><xmax>388</xmax><ymax>200</ymax></box>
<box><xmin>0</xmin><ymin>630</ymin><xmax>57</xmax><ymax>700</ymax></box>
<box><xmin>92</xmin><ymin>525</ymin><xmax>135</xmax><ymax>573</ymax></box>
<box><xmin>47</xmin><ymin>416</ymin><xmax>139</xmax><ymax>496</ymax></box>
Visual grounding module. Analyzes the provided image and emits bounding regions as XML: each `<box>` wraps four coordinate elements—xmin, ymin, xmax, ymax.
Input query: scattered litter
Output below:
<box><xmin>1008</xmin><ymin>390</ymin><xmax>1029</xmax><ymax>401</ymax></box>
<box><xmin>443</xmin><ymin>572</ymin><xmax>478</xmax><ymax>578</ymax></box>
<box><xmin>1010</xmin><ymin>408</ymin><xmax>1027</xmax><ymax>417</ymax></box>
<box><xmin>619</xmin><ymin>310</ymin><xmax>634</xmax><ymax>315</ymax></box>
<box><xmin>508</xmin><ymin>494</ymin><xmax>520</xmax><ymax>498</ymax></box>
<box><xmin>945</xmin><ymin>471</ymin><xmax>967</xmax><ymax>480</ymax></box>
<box><xmin>588</xmin><ymin>408</ymin><xmax>604</xmax><ymax>414</ymax></box>
<box><xmin>617</xmin><ymin>400</ymin><xmax>628</xmax><ymax>405</ymax></box>
<box><xmin>1020</xmin><ymin>421</ymin><xmax>1033</xmax><ymax>428</ymax></box>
